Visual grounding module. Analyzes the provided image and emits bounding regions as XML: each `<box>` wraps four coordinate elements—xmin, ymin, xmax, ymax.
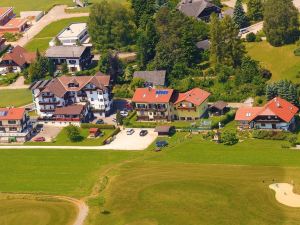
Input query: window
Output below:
<box><xmin>68</xmin><ymin>60</ymin><xmax>77</xmax><ymax>64</ymax></box>
<box><xmin>261</xmin><ymin>123</ymin><xmax>266</xmax><ymax>127</ymax></box>
<box><xmin>90</xmin><ymin>91</ymin><xmax>93</xmax><ymax>94</ymax></box>
<box><xmin>91</xmin><ymin>98</ymin><xmax>94</xmax><ymax>101</ymax></box>
<box><xmin>8</xmin><ymin>120</ymin><xmax>16</xmax><ymax>124</ymax></box>
<box><xmin>9</xmin><ymin>127</ymin><xmax>17</xmax><ymax>132</ymax></box>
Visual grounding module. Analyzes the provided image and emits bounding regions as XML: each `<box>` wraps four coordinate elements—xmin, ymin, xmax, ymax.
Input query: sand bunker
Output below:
<box><xmin>269</xmin><ymin>183</ymin><xmax>300</xmax><ymax>207</ymax></box>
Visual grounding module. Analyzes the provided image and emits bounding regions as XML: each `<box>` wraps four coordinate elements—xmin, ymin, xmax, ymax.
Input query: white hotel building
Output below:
<box><xmin>30</xmin><ymin>75</ymin><xmax>113</xmax><ymax>118</ymax></box>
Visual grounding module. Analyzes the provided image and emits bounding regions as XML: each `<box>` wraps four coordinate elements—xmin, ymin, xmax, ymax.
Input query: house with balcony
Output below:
<box><xmin>173</xmin><ymin>88</ymin><xmax>211</xmax><ymax>120</ymax></box>
<box><xmin>235</xmin><ymin>97</ymin><xmax>299</xmax><ymax>131</ymax></box>
<box><xmin>0</xmin><ymin>107</ymin><xmax>33</xmax><ymax>143</ymax></box>
<box><xmin>0</xmin><ymin>45</ymin><xmax>36</xmax><ymax>74</ymax></box>
<box><xmin>45</xmin><ymin>46</ymin><xmax>93</xmax><ymax>72</ymax></box>
<box><xmin>132</xmin><ymin>87</ymin><xmax>211</xmax><ymax>121</ymax></box>
<box><xmin>49</xmin><ymin>23</ymin><xmax>89</xmax><ymax>47</ymax></box>
<box><xmin>30</xmin><ymin>74</ymin><xmax>112</xmax><ymax>121</ymax></box>
<box><xmin>132</xmin><ymin>88</ymin><xmax>174</xmax><ymax>121</ymax></box>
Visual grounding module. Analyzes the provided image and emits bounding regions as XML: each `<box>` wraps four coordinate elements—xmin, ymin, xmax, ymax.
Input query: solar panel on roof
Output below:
<box><xmin>156</xmin><ymin>90</ymin><xmax>168</xmax><ymax>95</ymax></box>
<box><xmin>0</xmin><ymin>110</ymin><xmax>8</xmax><ymax>117</ymax></box>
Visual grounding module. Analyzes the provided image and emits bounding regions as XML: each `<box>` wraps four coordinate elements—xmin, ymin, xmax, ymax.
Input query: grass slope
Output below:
<box><xmin>0</xmin><ymin>89</ymin><xmax>32</xmax><ymax>107</ymax></box>
<box><xmin>25</xmin><ymin>17</ymin><xmax>88</xmax><ymax>52</ymax></box>
<box><xmin>246</xmin><ymin>41</ymin><xmax>300</xmax><ymax>82</ymax></box>
<box><xmin>0</xmin><ymin>198</ymin><xmax>77</xmax><ymax>225</ymax></box>
<box><xmin>0</xmin><ymin>149</ymin><xmax>138</xmax><ymax>197</ymax></box>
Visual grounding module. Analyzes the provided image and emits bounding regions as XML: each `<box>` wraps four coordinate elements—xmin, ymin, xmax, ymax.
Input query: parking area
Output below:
<box><xmin>103</xmin><ymin>128</ymin><xmax>158</xmax><ymax>150</ymax></box>
<box><xmin>30</xmin><ymin>125</ymin><xmax>62</xmax><ymax>142</ymax></box>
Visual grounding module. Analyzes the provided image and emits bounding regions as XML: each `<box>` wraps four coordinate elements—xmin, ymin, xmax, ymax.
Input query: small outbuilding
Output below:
<box><xmin>89</xmin><ymin>128</ymin><xmax>100</xmax><ymax>138</ymax></box>
<box><xmin>209</xmin><ymin>101</ymin><xmax>229</xmax><ymax>116</ymax></box>
<box><xmin>154</xmin><ymin>125</ymin><xmax>175</xmax><ymax>136</ymax></box>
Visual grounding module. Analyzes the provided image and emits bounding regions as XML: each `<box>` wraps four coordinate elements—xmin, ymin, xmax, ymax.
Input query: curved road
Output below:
<box><xmin>10</xmin><ymin>5</ymin><xmax>89</xmax><ymax>47</ymax></box>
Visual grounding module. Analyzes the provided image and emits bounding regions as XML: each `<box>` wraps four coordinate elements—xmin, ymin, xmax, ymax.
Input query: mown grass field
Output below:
<box><xmin>2</xmin><ymin>134</ymin><xmax>300</xmax><ymax>224</ymax></box>
<box><xmin>26</xmin><ymin>128</ymin><xmax>115</xmax><ymax>146</ymax></box>
<box><xmin>0</xmin><ymin>89</ymin><xmax>32</xmax><ymax>107</ymax></box>
<box><xmin>25</xmin><ymin>17</ymin><xmax>88</xmax><ymax>52</ymax></box>
<box><xmin>0</xmin><ymin>198</ymin><xmax>77</xmax><ymax>225</ymax></box>
<box><xmin>246</xmin><ymin>41</ymin><xmax>300</xmax><ymax>82</ymax></box>
<box><xmin>0</xmin><ymin>0</ymin><xmax>127</xmax><ymax>15</ymax></box>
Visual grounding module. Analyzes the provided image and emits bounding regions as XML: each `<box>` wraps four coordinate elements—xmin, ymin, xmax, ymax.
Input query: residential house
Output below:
<box><xmin>0</xmin><ymin>7</ymin><xmax>14</xmax><ymax>26</ymax></box>
<box><xmin>0</xmin><ymin>107</ymin><xmax>33</xmax><ymax>142</ymax></box>
<box><xmin>49</xmin><ymin>23</ymin><xmax>89</xmax><ymax>47</ymax></box>
<box><xmin>45</xmin><ymin>46</ymin><xmax>93</xmax><ymax>72</ymax></box>
<box><xmin>0</xmin><ymin>45</ymin><xmax>36</xmax><ymax>74</ymax></box>
<box><xmin>132</xmin><ymin>87</ymin><xmax>211</xmax><ymax>121</ymax></box>
<box><xmin>133</xmin><ymin>70</ymin><xmax>166</xmax><ymax>87</ymax></box>
<box><xmin>30</xmin><ymin>74</ymin><xmax>112</xmax><ymax>119</ymax></box>
<box><xmin>132</xmin><ymin>88</ymin><xmax>174</xmax><ymax>121</ymax></box>
<box><xmin>177</xmin><ymin>0</ymin><xmax>221</xmax><ymax>21</ymax></box>
<box><xmin>173</xmin><ymin>88</ymin><xmax>211</xmax><ymax>120</ymax></box>
<box><xmin>235</xmin><ymin>97</ymin><xmax>299</xmax><ymax>131</ymax></box>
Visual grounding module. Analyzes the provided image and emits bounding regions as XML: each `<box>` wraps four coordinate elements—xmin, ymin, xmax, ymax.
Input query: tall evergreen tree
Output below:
<box><xmin>233</xmin><ymin>0</ymin><xmax>248</xmax><ymax>29</ymax></box>
<box><xmin>264</xmin><ymin>0</ymin><xmax>299</xmax><ymax>46</ymax></box>
<box><xmin>137</xmin><ymin>19</ymin><xmax>159</xmax><ymax>69</ymax></box>
<box><xmin>247</xmin><ymin>0</ymin><xmax>263</xmax><ymax>21</ymax></box>
<box><xmin>209</xmin><ymin>14</ymin><xmax>223</xmax><ymax>65</ymax></box>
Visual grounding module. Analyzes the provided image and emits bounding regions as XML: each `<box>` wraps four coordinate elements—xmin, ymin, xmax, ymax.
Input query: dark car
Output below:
<box><xmin>156</xmin><ymin>140</ymin><xmax>168</xmax><ymax>148</ymax></box>
<box><xmin>96</xmin><ymin>119</ymin><xmax>104</xmax><ymax>124</ymax></box>
<box><xmin>139</xmin><ymin>130</ymin><xmax>148</xmax><ymax>136</ymax></box>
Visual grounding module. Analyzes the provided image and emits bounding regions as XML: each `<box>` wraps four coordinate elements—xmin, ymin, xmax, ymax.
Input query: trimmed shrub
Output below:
<box><xmin>211</xmin><ymin>110</ymin><xmax>236</xmax><ymax>129</ymax></box>
<box><xmin>102</xmin><ymin>127</ymin><xmax>121</xmax><ymax>145</ymax></box>
<box><xmin>294</xmin><ymin>48</ymin><xmax>300</xmax><ymax>56</ymax></box>
<box><xmin>252</xmin><ymin>130</ymin><xmax>290</xmax><ymax>140</ymax></box>
<box><xmin>221</xmin><ymin>131</ymin><xmax>239</xmax><ymax>145</ymax></box>
<box><xmin>65</xmin><ymin>125</ymin><xmax>83</xmax><ymax>142</ymax></box>
<box><xmin>81</xmin><ymin>123</ymin><xmax>115</xmax><ymax>129</ymax></box>
<box><xmin>246</xmin><ymin>32</ymin><xmax>256</xmax><ymax>42</ymax></box>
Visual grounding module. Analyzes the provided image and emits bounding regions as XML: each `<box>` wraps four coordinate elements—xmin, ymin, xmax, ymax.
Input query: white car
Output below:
<box><xmin>120</xmin><ymin>111</ymin><xmax>129</xmax><ymax>117</ymax></box>
<box><xmin>126</xmin><ymin>129</ymin><xmax>135</xmax><ymax>135</ymax></box>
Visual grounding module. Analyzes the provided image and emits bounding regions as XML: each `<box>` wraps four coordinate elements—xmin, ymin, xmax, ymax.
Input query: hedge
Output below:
<box><xmin>81</xmin><ymin>123</ymin><xmax>115</xmax><ymax>129</ymax></box>
<box><xmin>211</xmin><ymin>110</ymin><xmax>236</xmax><ymax>129</ymax></box>
<box><xmin>252</xmin><ymin>130</ymin><xmax>291</xmax><ymax>140</ymax></box>
<box><xmin>102</xmin><ymin>127</ymin><xmax>121</xmax><ymax>145</ymax></box>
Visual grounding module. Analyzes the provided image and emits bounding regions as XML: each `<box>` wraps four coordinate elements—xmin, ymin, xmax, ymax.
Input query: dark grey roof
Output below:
<box><xmin>196</xmin><ymin>39</ymin><xmax>210</xmax><ymax>50</ymax></box>
<box><xmin>210</xmin><ymin>101</ymin><xmax>228</xmax><ymax>110</ymax></box>
<box><xmin>178</xmin><ymin>0</ymin><xmax>215</xmax><ymax>18</ymax></box>
<box><xmin>45</xmin><ymin>46</ymin><xmax>87</xmax><ymax>58</ymax></box>
<box><xmin>133</xmin><ymin>70</ymin><xmax>166</xmax><ymax>86</ymax></box>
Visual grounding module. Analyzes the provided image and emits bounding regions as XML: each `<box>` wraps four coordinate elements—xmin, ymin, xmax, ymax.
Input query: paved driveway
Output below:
<box><xmin>9</xmin><ymin>5</ymin><xmax>89</xmax><ymax>47</ymax></box>
<box><xmin>104</xmin><ymin>128</ymin><xmax>158</xmax><ymax>150</ymax></box>
<box><xmin>31</xmin><ymin>125</ymin><xmax>62</xmax><ymax>142</ymax></box>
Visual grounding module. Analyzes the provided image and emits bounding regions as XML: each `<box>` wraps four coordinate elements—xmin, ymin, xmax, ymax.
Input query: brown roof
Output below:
<box><xmin>2</xmin><ymin>45</ymin><xmax>36</xmax><ymax>67</ymax></box>
<box><xmin>0</xmin><ymin>7</ymin><xmax>12</xmax><ymax>18</ymax></box>
<box><xmin>133</xmin><ymin>70</ymin><xmax>166</xmax><ymax>86</ymax></box>
<box><xmin>37</xmin><ymin>75</ymin><xmax>109</xmax><ymax>98</ymax></box>
<box><xmin>173</xmin><ymin>88</ymin><xmax>211</xmax><ymax>106</ymax></box>
<box><xmin>210</xmin><ymin>101</ymin><xmax>228</xmax><ymax>110</ymax></box>
<box><xmin>154</xmin><ymin>125</ymin><xmax>173</xmax><ymax>133</ymax></box>
<box><xmin>2</xmin><ymin>18</ymin><xmax>27</xmax><ymax>28</ymax></box>
<box><xmin>0</xmin><ymin>107</ymin><xmax>25</xmax><ymax>120</ymax></box>
<box><xmin>53</xmin><ymin>104</ymin><xmax>85</xmax><ymax>115</ymax></box>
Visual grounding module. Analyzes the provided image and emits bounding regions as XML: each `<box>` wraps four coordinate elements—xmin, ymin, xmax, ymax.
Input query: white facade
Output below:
<box><xmin>49</xmin><ymin>23</ymin><xmax>89</xmax><ymax>47</ymax></box>
<box><xmin>33</xmin><ymin>83</ymin><xmax>112</xmax><ymax>118</ymax></box>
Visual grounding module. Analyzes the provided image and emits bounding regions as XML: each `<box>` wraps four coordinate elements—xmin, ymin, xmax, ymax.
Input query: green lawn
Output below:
<box><xmin>0</xmin><ymin>0</ymin><xmax>127</xmax><ymax>15</ymax></box>
<box><xmin>0</xmin><ymin>149</ymin><xmax>139</xmax><ymax>197</ymax></box>
<box><xmin>0</xmin><ymin>197</ymin><xmax>77</xmax><ymax>225</ymax></box>
<box><xmin>0</xmin><ymin>89</ymin><xmax>32</xmax><ymax>107</ymax></box>
<box><xmin>26</xmin><ymin>128</ymin><xmax>115</xmax><ymax>146</ymax></box>
<box><xmin>25</xmin><ymin>17</ymin><xmax>88</xmax><ymax>53</ymax></box>
<box><xmin>246</xmin><ymin>41</ymin><xmax>300</xmax><ymax>82</ymax></box>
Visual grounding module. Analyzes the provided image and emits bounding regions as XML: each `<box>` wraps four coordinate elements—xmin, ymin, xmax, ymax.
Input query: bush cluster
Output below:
<box><xmin>81</xmin><ymin>123</ymin><xmax>115</xmax><ymax>129</ymax></box>
<box><xmin>211</xmin><ymin>110</ymin><xmax>236</xmax><ymax>129</ymax></box>
<box><xmin>252</xmin><ymin>130</ymin><xmax>290</xmax><ymax>140</ymax></box>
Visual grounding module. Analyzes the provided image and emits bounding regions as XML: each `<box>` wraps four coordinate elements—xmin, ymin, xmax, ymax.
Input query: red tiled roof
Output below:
<box><xmin>235</xmin><ymin>97</ymin><xmax>299</xmax><ymax>122</ymax></box>
<box><xmin>174</xmin><ymin>88</ymin><xmax>211</xmax><ymax>106</ymax></box>
<box><xmin>132</xmin><ymin>88</ymin><xmax>174</xmax><ymax>103</ymax></box>
<box><xmin>235</xmin><ymin>107</ymin><xmax>263</xmax><ymax>121</ymax></box>
<box><xmin>2</xmin><ymin>18</ymin><xmax>27</xmax><ymax>28</ymax></box>
<box><xmin>2</xmin><ymin>45</ymin><xmax>36</xmax><ymax>67</ymax></box>
<box><xmin>0</xmin><ymin>7</ymin><xmax>12</xmax><ymax>18</ymax></box>
<box><xmin>0</xmin><ymin>107</ymin><xmax>25</xmax><ymax>120</ymax></box>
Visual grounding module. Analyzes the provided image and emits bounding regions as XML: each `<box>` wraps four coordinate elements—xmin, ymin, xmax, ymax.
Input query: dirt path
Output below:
<box><xmin>9</xmin><ymin>5</ymin><xmax>89</xmax><ymax>47</ymax></box>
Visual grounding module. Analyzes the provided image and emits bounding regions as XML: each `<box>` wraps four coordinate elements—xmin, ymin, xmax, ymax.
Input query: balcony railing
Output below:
<box><xmin>40</xmin><ymin>109</ymin><xmax>55</xmax><ymax>113</ymax></box>
<box><xmin>39</xmin><ymin>101</ymin><xmax>60</xmax><ymax>105</ymax></box>
<box><xmin>176</xmin><ymin>106</ymin><xmax>196</xmax><ymax>111</ymax></box>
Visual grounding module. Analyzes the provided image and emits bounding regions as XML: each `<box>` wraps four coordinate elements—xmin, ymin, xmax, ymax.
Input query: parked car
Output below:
<box><xmin>156</xmin><ymin>140</ymin><xmax>168</xmax><ymax>148</ymax></box>
<box><xmin>112</xmin><ymin>118</ymin><xmax>117</xmax><ymax>123</ymax></box>
<box><xmin>126</xmin><ymin>129</ymin><xmax>135</xmax><ymax>135</ymax></box>
<box><xmin>139</xmin><ymin>130</ymin><xmax>148</xmax><ymax>136</ymax></box>
<box><xmin>33</xmin><ymin>137</ymin><xmax>45</xmax><ymax>142</ymax></box>
<box><xmin>96</xmin><ymin>119</ymin><xmax>104</xmax><ymax>124</ymax></box>
<box><xmin>120</xmin><ymin>110</ymin><xmax>129</xmax><ymax>117</ymax></box>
